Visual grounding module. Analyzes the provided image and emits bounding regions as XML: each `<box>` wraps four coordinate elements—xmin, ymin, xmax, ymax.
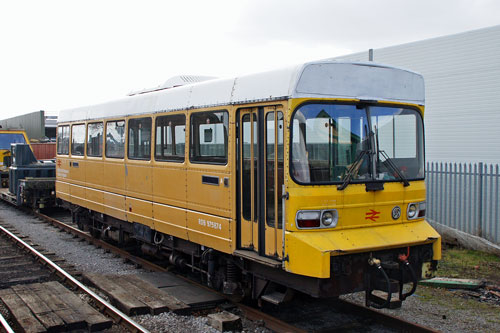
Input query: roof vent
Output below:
<box><xmin>128</xmin><ymin>75</ymin><xmax>217</xmax><ymax>96</ymax></box>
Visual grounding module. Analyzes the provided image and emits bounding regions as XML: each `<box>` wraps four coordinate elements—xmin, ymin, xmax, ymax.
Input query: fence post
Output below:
<box><xmin>478</xmin><ymin>162</ymin><xmax>483</xmax><ymax>237</ymax></box>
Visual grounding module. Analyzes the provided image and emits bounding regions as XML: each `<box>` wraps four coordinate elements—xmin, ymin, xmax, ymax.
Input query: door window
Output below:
<box><xmin>265</xmin><ymin>112</ymin><xmax>284</xmax><ymax>228</ymax></box>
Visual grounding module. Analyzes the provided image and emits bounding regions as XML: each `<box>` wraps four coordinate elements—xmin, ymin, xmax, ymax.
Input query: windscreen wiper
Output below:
<box><xmin>379</xmin><ymin>150</ymin><xmax>410</xmax><ymax>187</ymax></box>
<box><xmin>337</xmin><ymin>149</ymin><xmax>369</xmax><ymax>191</ymax></box>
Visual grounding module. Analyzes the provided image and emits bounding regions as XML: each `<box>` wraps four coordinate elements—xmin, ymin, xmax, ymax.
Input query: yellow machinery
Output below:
<box><xmin>57</xmin><ymin>62</ymin><xmax>440</xmax><ymax>308</ymax></box>
<box><xmin>0</xmin><ymin>129</ymin><xmax>31</xmax><ymax>187</ymax></box>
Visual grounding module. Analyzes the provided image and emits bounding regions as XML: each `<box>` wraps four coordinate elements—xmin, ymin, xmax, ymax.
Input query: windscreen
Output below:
<box><xmin>0</xmin><ymin>133</ymin><xmax>27</xmax><ymax>150</ymax></box>
<box><xmin>290</xmin><ymin>103</ymin><xmax>424</xmax><ymax>184</ymax></box>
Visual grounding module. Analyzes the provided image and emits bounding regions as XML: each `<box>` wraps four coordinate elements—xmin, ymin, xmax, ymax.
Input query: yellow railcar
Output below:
<box><xmin>57</xmin><ymin>61</ymin><xmax>440</xmax><ymax>308</ymax></box>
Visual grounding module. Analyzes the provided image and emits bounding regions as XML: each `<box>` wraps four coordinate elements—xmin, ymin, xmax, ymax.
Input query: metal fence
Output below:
<box><xmin>425</xmin><ymin>162</ymin><xmax>499</xmax><ymax>244</ymax></box>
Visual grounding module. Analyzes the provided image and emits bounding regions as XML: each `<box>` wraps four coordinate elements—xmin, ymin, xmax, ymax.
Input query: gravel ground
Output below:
<box><xmin>340</xmin><ymin>285</ymin><xmax>500</xmax><ymax>332</ymax></box>
<box><xmin>135</xmin><ymin>312</ymin><xmax>219</xmax><ymax>333</ymax></box>
<box><xmin>0</xmin><ymin>205</ymin><xmax>142</xmax><ymax>275</ymax></box>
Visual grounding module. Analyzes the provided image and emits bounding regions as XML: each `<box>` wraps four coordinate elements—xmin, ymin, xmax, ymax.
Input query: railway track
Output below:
<box><xmin>0</xmin><ymin>220</ymin><xmax>149</xmax><ymax>333</ymax></box>
<box><xmin>0</xmin><ymin>201</ymin><xmax>439</xmax><ymax>332</ymax></box>
<box><xmin>34</xmin><ymin>208</ymin><xmax>438</xmax><ymax>333</ymax></box>
<box><xmin>0</xmin><ymin>224</ymin><xmax>54</xmax><ymax>289</ymax></box>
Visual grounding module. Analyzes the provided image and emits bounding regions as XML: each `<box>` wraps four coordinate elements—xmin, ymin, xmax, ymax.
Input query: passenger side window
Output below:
<box><xmin>87</xmin><ymin>122</ymin><xmax>103</xmax><ymax>157</ymax></box>
<box><xmin>128</xmin><ymin>117</ymin><xmax>152</xmax><ymax>160</ymax></box>
<box><xmin>71</xmin><ymin>124</ymin><xmax>85</xmax><ymax>156</ymax></box>
<box><xmin>155</xmin><ymin>114</ymin><xmax>185</xmax><ymax>162</ymax></box>
<box><xmin>105</xmin><ymin>120</ymin><xmax>125</xmax><ymax>158</ymax></box>
<box><xmin>57</xmin><ymin>125</ymin><xmax>70</xmax><ymax>155</ymax></box>
<box><xmin>190</xmin><ymin>111</ymin><xmax>228</xmax><ymax>164</ymax></box>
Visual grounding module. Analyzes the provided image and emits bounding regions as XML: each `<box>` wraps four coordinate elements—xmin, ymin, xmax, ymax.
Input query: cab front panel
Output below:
<box><xmin>282</xmin><ymin>98</ymin><xmax>440</xmax><ymax>279</ymax></box>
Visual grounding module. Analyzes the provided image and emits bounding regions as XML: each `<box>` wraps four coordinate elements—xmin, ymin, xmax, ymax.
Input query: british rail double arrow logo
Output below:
<box><xmin>365</xmin><ymin>209</ymin><xmax>381</xmax><ymax>222</ymax></box>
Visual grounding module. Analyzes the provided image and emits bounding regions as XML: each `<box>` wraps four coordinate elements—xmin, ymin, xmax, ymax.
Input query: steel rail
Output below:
<box><xmin>0</xmin><ymin>311</ymin><xmax>15</xmax><ymax>333</ymax></box>
<box><xmin>237</xmin><ymin>302</ymin><xmax>307</xmax><ymax>333</ymax></box>
<box><xmin>0</xmin><ymin>224</ymin><xmax>150</xmax><ymax>333</ymax></box>
<box><xmin>337</xmin><ymin>298</ymin><xmax>439</xmax><ymax>333</ymax></box>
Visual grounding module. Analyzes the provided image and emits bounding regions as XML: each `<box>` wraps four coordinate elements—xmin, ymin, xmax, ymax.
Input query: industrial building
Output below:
<box><xmin>334</xmin><ymin>24</ymin><xmax>500</xmax><ymax>165</ymax></box>
<box><xmin>0</xmin><ymin>110</ymin><xmax>56</xmax><ymax>141</ymax></box>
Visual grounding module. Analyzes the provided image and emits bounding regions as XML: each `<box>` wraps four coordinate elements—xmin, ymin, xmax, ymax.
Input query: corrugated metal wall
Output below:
<box><xmin>0</xmin><ymin>111</ymin><xmax>45</xmax><ymax>140</ymax></box>
<box><xmin>334</xmin><ymin>25</ymin><xmax>500</xmax><ymax>164</ymax></box>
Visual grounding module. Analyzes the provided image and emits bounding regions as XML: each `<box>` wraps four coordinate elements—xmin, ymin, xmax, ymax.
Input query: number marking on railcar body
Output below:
<box><xmin>198</xmin><ymin>218</ymin><xmax>222</xmax><ymax>230</ymax></box>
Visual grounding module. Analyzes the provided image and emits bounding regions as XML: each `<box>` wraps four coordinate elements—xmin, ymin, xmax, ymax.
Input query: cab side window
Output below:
<box><xmin>105</xmin><ymin>120</ymin><xmax>125</xmax><ymax>158</ymax></box>
<box><xmin>128</xmin><ymin>117</ymin><xmax>152</xmax><ymax>160</ymax></box>
<box><xmin>87</xmin><ymin>122</ymin><xmax>103</xmax><ymax>157</ymax></box>
<box><xmin>57</xmin><ymin>125</ymin><xmax>70</xmax><ymax>155</ymax></box>
<box><xmin>71</xmin><ymin>124</ymin><xmax>85</xmax><ymax>156</ymax></box>
<box><xmin>155</xmin><ymin>114</ymin><xmax>185</xmax><ymax>162</ymax></box>
<box><xmin>190</xmin><ymin>111</ymin><xmax>228</xmax><ymax>164</ymax></box>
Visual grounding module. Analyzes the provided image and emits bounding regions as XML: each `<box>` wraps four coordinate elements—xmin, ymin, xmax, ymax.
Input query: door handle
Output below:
<box><xmin>202</xmin><ymin>175</ymin><xmax>219</xmax><ymax>186</ymax></box>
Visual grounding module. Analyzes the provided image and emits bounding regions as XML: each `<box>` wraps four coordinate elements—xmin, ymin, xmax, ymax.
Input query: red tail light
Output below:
<box><xmin>296</xmin><ymin>211</ymin><xmax>321</xmax><ymax>229</ymax></box>
<box><xmin>297</xmin><ymin>219</ymin><xmax>321</xmax><ymax>228</ymax></box>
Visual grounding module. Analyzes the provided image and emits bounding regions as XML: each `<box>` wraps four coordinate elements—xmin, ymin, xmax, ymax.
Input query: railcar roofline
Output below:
<box><xmin>58</xmin><ymin>60</ymin><xmax>424</xmax><ymax>123</ymax></box>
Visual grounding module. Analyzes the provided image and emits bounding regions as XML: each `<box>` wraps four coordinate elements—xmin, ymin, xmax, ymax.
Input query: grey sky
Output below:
<box><xmin>0</xmin><ymin>0</ymin><xmax>498</xmax><ymax>117</ymax></box>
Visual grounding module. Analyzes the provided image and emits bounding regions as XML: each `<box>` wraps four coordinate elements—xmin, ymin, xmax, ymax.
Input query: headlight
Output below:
<box><xmin>407</xmin><ymin>201</ymin><xmax>425</xmax><ymax>220</ymax></box>
<box><xmin>322</xmin><ymin>211</ymin><xmax>334</xmax><ymax>226</ymax></box>
<box><xmin>321</xmin><ymin>210</ymin><xmax>338</xmax><ymax>227</ymax></box>
<box><xmin>408</xmin><ymin>204</ymin><xmax>417</xmax><ymax>218</ymax></box>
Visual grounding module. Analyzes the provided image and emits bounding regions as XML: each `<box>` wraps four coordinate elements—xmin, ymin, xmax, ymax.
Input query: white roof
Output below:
<box><xmin>58</xmin><ymin>60</ymin><xmax>424</xmax><ymax>123</ymax></box>
<box><xmin>127</xmin><ymin>75</ymin><xmax>217</xmax><ymax>96</ymax></box>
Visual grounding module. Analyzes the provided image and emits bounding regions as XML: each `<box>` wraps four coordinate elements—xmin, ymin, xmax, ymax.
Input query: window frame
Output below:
<box><xmin>127</xmin><ymin>117</ymin><xmax>152</xmax><ymax>161</ymax></box>
<box><xmin>189</xmin><ymin>110</ymin><xmax>229</xmax><ymax>165</ymax></box>
<box><xmin>57</xmin><ymin>125</ymin><xmax>70</xmax><ymax>155</ymax></box>
<box><xmin>70</xmin><ymin>123</ymin><xmax>86</xmax><ymax>156</ymax></box>
<box><xmin>86</xmin><ymin>121</ymin><xmax>104</xmax><ymax>157</ymax></box>
<box><xmin>105</xmin><ymin>120</ymin><xmax>126</xmax><ymax>159</ymax></box>
<box><xmin>154</xmin><ymin>113</ymin><xmax>186</xmax><ymax>163</ymax></box>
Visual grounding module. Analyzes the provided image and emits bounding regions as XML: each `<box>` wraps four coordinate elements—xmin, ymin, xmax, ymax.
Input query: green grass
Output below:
<box><xmin>415</xmin><ymin>285</ymin><xmax>500</xmax><ymax>315</ymax></box>
<box><xmin>436</xmin><ymin>246</ymin><xmax>500</xmax><ymax>282</ymax></box>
